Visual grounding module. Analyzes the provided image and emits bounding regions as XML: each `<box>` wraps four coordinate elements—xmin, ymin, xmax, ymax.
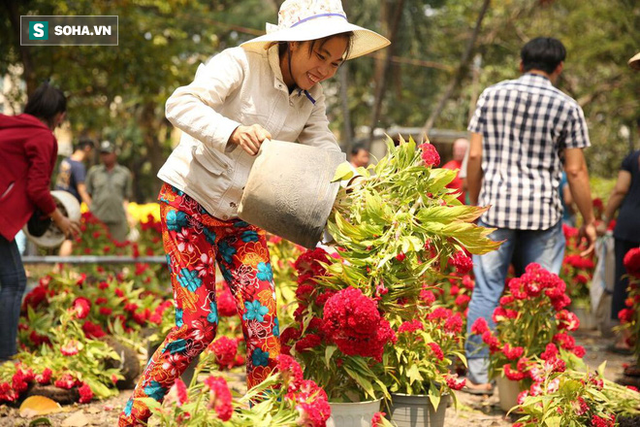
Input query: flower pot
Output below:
<box><xmin>238</xmin><ymin>139</ymin><xmax>346</xmax><ymax>249</ymax></box>
<box><xmin>389</xmin><ymin>393</ymin><xmax>449</xmax><ymax>427</ymax></box>
<box><xmin>571</xmin><ymin>305</ymin><xmax>596</xmax><ymax>330</ymax></box>
<box><xmin>496</xmin><ymin>375</ymin><xmax>521</xmax><ymax>412</ymax></box>
<box><xmin>326</xmin><ymin>398</ymin><xmax>382</xmax><ymax>427</ymax></box>
<box><xmin>23</xmin><ymin>190</ymin><xmax>81</xmax><ymax>248</ymax></box>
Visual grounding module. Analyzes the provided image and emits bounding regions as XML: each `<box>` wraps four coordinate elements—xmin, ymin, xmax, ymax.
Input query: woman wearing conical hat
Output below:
<box><xmin>119</xmin><ymin>1</ymin><xmax>388</xmax><ymax>425</ymax></box>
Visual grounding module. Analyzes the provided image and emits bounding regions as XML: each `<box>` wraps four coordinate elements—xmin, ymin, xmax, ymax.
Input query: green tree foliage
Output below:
<box><xmin>1</xmin><ymin>0</ymin><xmax>638</xmax><ymax>202</ymax></box>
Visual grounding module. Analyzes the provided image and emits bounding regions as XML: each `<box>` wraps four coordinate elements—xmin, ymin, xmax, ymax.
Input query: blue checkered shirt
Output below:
<box><xmin>468</xmin><ymin>73</ymin><xmax>590</xmax><ymax>230</ymax></box>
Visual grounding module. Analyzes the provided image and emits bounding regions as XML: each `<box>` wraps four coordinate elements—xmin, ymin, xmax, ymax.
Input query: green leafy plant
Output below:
<box><xmin>514</xmin><ymin>361</ymin><xmax>640</xmax><ymax>427</ymax></box>
<box><xmin>281</xmin><ymin>136</ymin><xmax>499</xmax><ymax>403</ymax></box>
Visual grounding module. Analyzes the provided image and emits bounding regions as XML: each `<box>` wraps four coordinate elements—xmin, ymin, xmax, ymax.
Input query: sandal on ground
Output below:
<box><xmin>606</xmin><ymin>343</ymin><xmax>633</xmax><ymax>355</ymax></box>
<box><xmin>461</xmin><ymin>380</ymin><xmax>494</xmax><ymax>396</ymax></box>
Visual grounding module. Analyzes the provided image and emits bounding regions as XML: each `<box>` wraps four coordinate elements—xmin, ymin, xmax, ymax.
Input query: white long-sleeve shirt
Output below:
<box><xmin>159</xmin><ymin>45</ymin><xmax>340</xmax><ymax>220</ymax></box>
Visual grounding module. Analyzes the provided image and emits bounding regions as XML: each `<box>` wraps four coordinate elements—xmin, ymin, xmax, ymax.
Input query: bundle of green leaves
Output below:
<box><xmin>281</xmin><ymin>136</ymin><xmax>499</xmax><ymax>402</ymax></box>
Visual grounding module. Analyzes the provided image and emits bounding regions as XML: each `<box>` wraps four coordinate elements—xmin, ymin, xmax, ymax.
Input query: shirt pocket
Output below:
<box><xmin>192</xmin><ymin>145</ymin><xmax>231</xmax><ymax>176</ymax></box>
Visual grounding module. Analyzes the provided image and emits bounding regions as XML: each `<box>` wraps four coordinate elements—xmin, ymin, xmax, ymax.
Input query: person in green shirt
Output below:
<box><xmin>86</xmin><ymin>140</ymin><xmax>133</xmax><ymax>242</ymax></box>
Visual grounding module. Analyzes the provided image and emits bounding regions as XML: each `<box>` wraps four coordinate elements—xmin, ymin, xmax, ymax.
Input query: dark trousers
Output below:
<box><xmin>0</xmin><ymin>235</ymin><xmax>27</xmax><ymax>360</ymax></box>
<box><xmin>612</xmin><ymin>238</ymin><xmax>640</xmax><ymax>321</ymax></box>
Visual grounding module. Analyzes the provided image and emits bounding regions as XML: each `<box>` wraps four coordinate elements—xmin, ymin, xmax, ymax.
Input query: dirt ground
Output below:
<box><xmin>0</xmin><ymin>329</ymin><xmax>634</xmax><ymax>427</ymax></box>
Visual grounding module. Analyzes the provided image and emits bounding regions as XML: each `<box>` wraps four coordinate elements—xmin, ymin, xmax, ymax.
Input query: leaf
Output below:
<box><xmin>28</xmin><ymin>418</ymin><xmax>52</xmax><ymax>427</ymax></box>
<box><xmin>19</xmin><ymin>396</ymin><xmax>62</xmax><ymax>418</ymax></box>
<box><xmin>61</xmin><ymin>411</ymin><xmax>90</xmax><ymax>427</ymax></box>
<box><xmin>332</xmin><ymin>162</ymin><xmax>355</xmax><ymax>182</ymax></box>
<box><xmin>325</xmin><ymin>346</ymin><xmax>337</xmax><ymax>367</ymax></box>
<box><xmin>428</xmin><ymin>382</ymin><xmax>441</xmax><ymax>411</ymax></box>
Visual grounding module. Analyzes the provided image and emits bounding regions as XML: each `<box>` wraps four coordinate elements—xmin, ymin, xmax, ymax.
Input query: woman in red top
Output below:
<box><xmin>0</xmin><ymin>82</ymin><xmax>80</xmax><ymax>361</ymax></box>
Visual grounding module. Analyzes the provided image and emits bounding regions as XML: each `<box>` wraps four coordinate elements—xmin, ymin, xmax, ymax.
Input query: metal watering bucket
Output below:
<box><xmin>238</xmin><ymin>139</ymin><xmax>346</xmax><ymax>249</ymax></box>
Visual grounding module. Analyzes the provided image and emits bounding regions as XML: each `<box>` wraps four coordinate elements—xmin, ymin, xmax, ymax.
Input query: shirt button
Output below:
<box><xmin>222</xmin><ymin>214</ymin><xmax>229</xmax><ymax>220</ymax></box>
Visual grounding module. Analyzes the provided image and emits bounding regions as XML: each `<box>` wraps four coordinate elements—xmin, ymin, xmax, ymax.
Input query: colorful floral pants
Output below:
<box><xmin>119</xmin><ymin>185</ymin><xmax>280</xmax><ymax>426</ymax></box>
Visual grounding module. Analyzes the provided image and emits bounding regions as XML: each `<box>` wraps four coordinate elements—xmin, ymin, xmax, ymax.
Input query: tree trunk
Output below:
<box><xmin>1</xmin><ymin>0</ymin><xmax>37</xmax><ymax>94</ymax></box>
<box><xmin>366</xmin><ymin>0</ymin><xmax>405</xmax><ymax>149</ymax></box>
<box><xmin>140</xmin><ymin>103</ymin><xmax>165</xmax><ymax>198</ymax></box>
<box><xmin>422</xmin><ymin>0</ymin><xmax>491</xmax><ymax>135</ymax></box>
<box><xmin>338</xmin><ymin>64</ymin><xmax>353</xmax><ymax>153</ymax></box>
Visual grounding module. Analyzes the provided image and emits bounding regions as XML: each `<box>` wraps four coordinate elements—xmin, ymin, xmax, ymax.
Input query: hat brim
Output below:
<box><xmin>629</xmin><ymin>52</ymin><xmax>640</xmax><ymax>70</ymax></box>
<box><xmin>241</xmin><ymin>17</ymin><xmax>390</xmax><ymax>60</ymax></box>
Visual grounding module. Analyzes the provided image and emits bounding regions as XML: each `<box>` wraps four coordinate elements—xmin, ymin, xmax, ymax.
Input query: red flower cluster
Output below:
<box><xmin>322</xmin><ymin>287</ymin><xmax>396</xmax><ymax>362</ymax></box>
<box><xmin>78</xmin><ymin>382</ymin><xmax>94</xmax><ymax>403</ymax></box>
<box><xmin>624</xmin><ymin>247</ymin><xmax>640</xmax><ymax>278</ymax></box>
<box><xmin>289</xmin><ymin>379</ymin><xmax>331</xmax><ymax>427</ymax></box>
<box><xmin>294</xmin><ymin>248</ymin><xmax>330</xmax><ymax>278</ymax></box>
<box><xmin>210</xmin><ymin>336</ymin><xmax>239</xmax><ymax>369</ymax></box>
<box><xmin>450</xmin><ymin>251</ymin><xmax>473</xmax><ymax>274</ymax></box>
<box><xmin>419</xmin><ymin>143</ymin><xmax>440</xmax><ymax>167</ymax></box>
<box><xmin>203</xmin><ymin>376</ymin><xmax>233</xmax><ymax>422</ymax></box>
<box><xmin>72</xmin><ymin>297</ymin><xmax>91</xmax><ymax>319</ymax></box>
<box><xmin>398</xmin><ymin>319</ymin><xmax>424</xmax><ymax>334</ymax></box>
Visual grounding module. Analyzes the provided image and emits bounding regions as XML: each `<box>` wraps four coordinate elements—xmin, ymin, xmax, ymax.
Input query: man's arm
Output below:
<box><xmin>597</xmin><ymin>170</ymin><xmax>632</xmax><ymax>234</ymax></box>
<box><xmin>467</xmin><ymin>132</ymin><xmax>483</xmax><ymax>205</ymax></box>
<box><xmin>564</xmin><ymin>148</ymin><xmax>596</xmax><ymax>256</ymax></box>
<box><xmin>77</xmin><ymin>183</ymin><xmax>92</xmax><ymax>208</ymax></box>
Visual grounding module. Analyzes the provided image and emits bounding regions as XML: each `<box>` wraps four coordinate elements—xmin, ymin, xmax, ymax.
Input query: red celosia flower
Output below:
<box><xmin>280</xmin><ymin>327</ymin><xmax>301</xmax><ymax>346</ymax></box>
<box><xmin>503</xmin><ymin>364</ymin><xmax>526</xmax><ymax>381</ymax></box>
<box><xmin>204</xmin><ymin>376</ymin><xmax>233</xmax><ymax>422</ymax></box>
<box><xmin>450</xmin><ymin>251</ymin><xmax>473</xmax><ymax>274</ymax></box>
<box><xmin>517</xmin><ymin>390</ymin><xmax>529</xmax><ymax>405</ymax></box>
<box><xmin>556</xmin><ymin>310</ymin><xmax>580</xmax><ymax>331</ymax></box>
<box><xmin>395</xmin><ymin>252</ymin><xmax>407</xmax><ymax>262</ymax></box>
<box><xmin>471</xmin><ymin>318</ymin><xmax>489</xmax><ymax>335</ymax></box>
<box><xmin>277</xmin><ymin>355</ymin><xmax>304</xmax><ymax>391</ymax></box>
<box><xmin>295</xmin><ymin>334</ymin><xmax>322</xmax><ymax>352</ymax></box>
<box><xmin>454</xmin><ymin>294</ymin><xmax>471</xmax><ymax>307</ymax></box>
<box><xmin>398</xmin><ymin>319</ymin><xmax>424</xmax><ymax>334</ymax></box>
<box><xmin>82</xmin><ymin>321</ymin><xmax>106</xmax><ymax>339</ymax></box>
<box><xmin>322</xmin><ymin>287</ymin><xmax>396</xmax><ymax>362</ymax></box>
<box><xmin>72</xmin><ymin>297</ymin><xmax>91</xmax><ymax>319</ymax></box>
<box><xmin>540</xmin><ymin>343</ymin><xmax>559</xmax><ymax>360</ymax></box>
<box><xmin>35</xmin><ymin>368</ymin><xmax>53</xmax><ymax>385</ymax></box>
<box><xmin>99</xmin><ymin>307</ymin><xmax>113</xmax><ymax>316</ymax></box>
<box><xmin>78</xmin><ymin>382</ymin><xmax>93</xmax><ymax>403</ymax></box>
<box><xmin>54</xmin><ymin>373</ymin><xmax>76</xmax><ymax>389</ymax></box>
<box><xmin>174</xmin><ymin>378</ymin><xmax>188</xmax><ymax>406</ymax></box>
<box><xmin>61</xmin><ymin>340</ymin><xmax>81</xmax><ymax>356</ymax></box>
<box><xmin>0</xmin><ymin>382</ymin><xmax>19</xmax><ymax>402</ymax></box>
<box><xmin>481</xmin><ymin>330</ymin><xmax>501</xmax><ymax>353</ymax></box>
<box><xmin>502</xmin><ymin>343</ymin><xmax>524</xmax><ymax>360</ymax></box>
<box><xmin>572</xmin><ymin>345</ymin><xmax>586</xmax><ymax>358</ymax></box>
<box><xmin>420</xmin><ymin>288</ymin><xmax>436</xmax><ymax>305</ymax></box>
<box><xmin>371</xmin><ymin>411</ymin><xmax>386</xmax><ymax>427</ymax></box>
<box><xmin>419</xmin><ymin>143</ymin><xmax>440</xmax><ymax>167</ymax></box>
<box><xmin>552</xmin><ymin>333</ymin><xmax>575</xmax><ymax>351</ymax></box>
<box><xmin>294</xmin><ymin>248</ymin><xmax>330</xmax><ymax>277</ymax></box>
<box><xmin>290</xmin><ymin>379</ymin><xmax>331</xmax><ymax>427</ymax></box>
<box><xmin>210</xmin><ymin>336</ymin><xmax>238</xmax><ymax>369</ymax></box>
<box><xmin>445</xmin><ymin>374</ymin><xmax>466</xmax><ymax>390</ymax></box>
<box><xmin>444</xmin><ymin>312</ymin><xmax>463</xmax><ymax>334</ymax></box>
<box><xmin>29</xmin><ymin>330</ymin><xmax>51</xmax><ymax>347</ymax></box>
<box><xmin>217</xmin><ymin>285</ymin><xmax>237</xmax><ymax>317</ymax></box>
<box><xmin>22</xmin><ymin>284</ymin><xmax>49</xmax><ymax>310</ymax></box>
<box><xmin>591</xmin><ymin>414</ymin><xmax>616</xmax><ymax>427</ymax></box>
<box><xmin>428</xmin><ymin>342</ymin><xmax>444</xmax><ymax>361</ymax></box>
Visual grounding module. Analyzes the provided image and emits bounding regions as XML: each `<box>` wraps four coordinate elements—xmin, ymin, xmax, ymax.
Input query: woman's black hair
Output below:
<box><xmin>24</xmin><ymin>81</ymin><xmax>67</xmax><ymax>128</ymax></box>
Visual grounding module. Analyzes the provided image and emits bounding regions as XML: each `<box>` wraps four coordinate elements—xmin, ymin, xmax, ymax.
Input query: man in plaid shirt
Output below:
<box><xmin>464</xmin><ymin>37</ymin><xmax>597</xmax><ymax>394</ymax></box>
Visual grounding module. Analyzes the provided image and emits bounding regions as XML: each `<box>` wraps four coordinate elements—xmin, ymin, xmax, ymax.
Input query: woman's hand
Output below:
<box><xmin>50</xmin><ymin>208</ymin><xmax>81</xmax><ymax>238</ymax></box>
<box><xmin>229</xmin><ymin>124</ymin><xmax>272</xmax><ymax>156</ymax></box>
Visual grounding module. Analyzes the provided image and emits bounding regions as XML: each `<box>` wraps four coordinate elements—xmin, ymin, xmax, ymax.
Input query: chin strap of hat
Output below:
<box><xmin>287</xmin><ymin>42</ymin><xmax>316</xmax><ymax>105</ymax></box>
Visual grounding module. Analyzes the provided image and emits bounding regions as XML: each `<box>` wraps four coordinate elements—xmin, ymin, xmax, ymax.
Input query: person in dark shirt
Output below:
<box><xmin>598</xmin><ymin>148</ymin><xmax>640</xmax><ymax>352</ymax></box>
<box><xmin>55</xmin><ymin>137</ymin><xmax>95</xmax><ymax>256</ymax></box>
<box><xmin>55</xmin><ymin>137</ymin><xmax>95</xmax><ymax>205</ymax></box>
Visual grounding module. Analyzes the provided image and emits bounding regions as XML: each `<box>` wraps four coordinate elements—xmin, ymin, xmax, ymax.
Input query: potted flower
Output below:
<box><xmin>143</xmin><ymin>352</ymin><xmax>331</xmax><ymax>427</ymax></box>
<box><xmin>513</xmin><ymin>360</ymin><xmax>640</xmax><ymax>426</ymax></box>
<box><xmin>469</xmin><ymin>263</ymin><xmax>587</xmax><ymax>411</ymax></box>
<box><xmin>281</xmin><ymin>137</ymin><xmax>499</xmax><ymax>424</ymax></box>
<box><xmin>617</xmin><ymin>247</ymin><xmax>640</xmax><ymax>386</ymax></box>
<box><xmin>384</xmin><ymin>299</ymin><xmax>467</xmax><ymax>427</ymax></box>
<box><xmin>560</xmin><ymin>224</ymin><xmax>597</xmax><ymax>329</ymax></box>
